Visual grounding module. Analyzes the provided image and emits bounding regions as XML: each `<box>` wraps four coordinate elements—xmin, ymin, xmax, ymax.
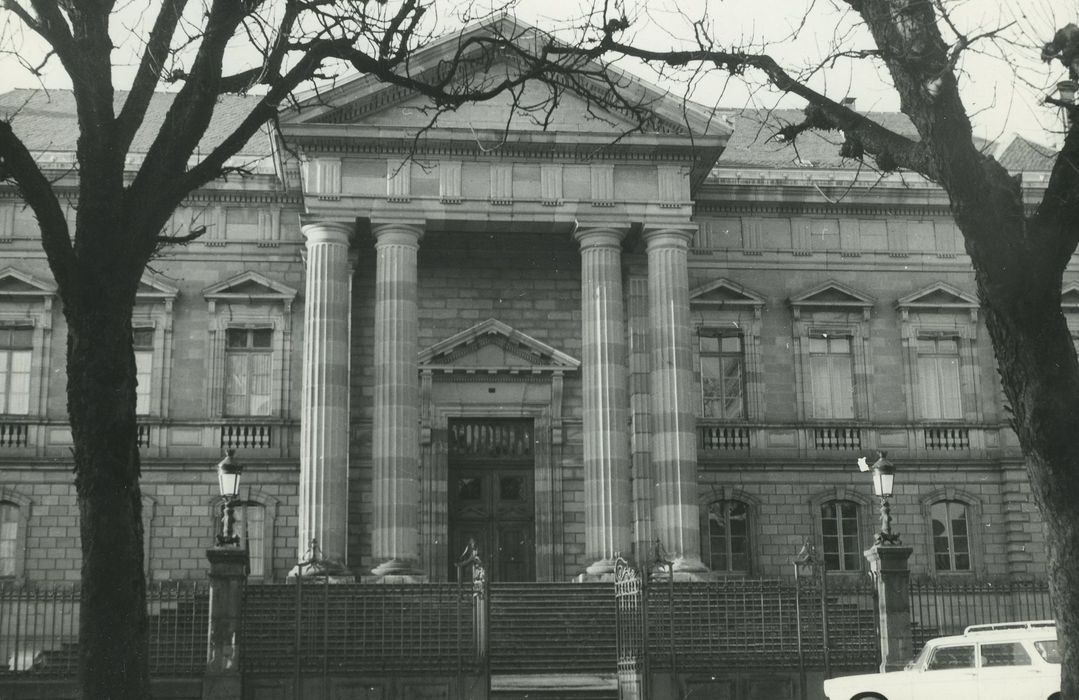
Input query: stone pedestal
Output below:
<box><xmin>371</xmin><ymin>222</ymin><xmax>425</xmax><ymax>577</ymax></box>
<box><xmin>295</xmin><ymin>221</ymin><xmax>353</xmax><ymax>576</ymax></box>
<box><xmin>864</xmin><ymin>544</ymin><xmax>914</xmax><ymax>672</ymax></box>
<box><xmin>574</xmin><ymin>226</ymin><xmax>633</xmax><ymax>576</ymax></box>
<box><xmin>645</xmin><ymin>227</ymin><xmax>706</xmax><ymax>573</ymax></box>
<box><xmin>202</xmin><ymin>547</ymin><xmax>247</xmax><ymax>700</ymax></box>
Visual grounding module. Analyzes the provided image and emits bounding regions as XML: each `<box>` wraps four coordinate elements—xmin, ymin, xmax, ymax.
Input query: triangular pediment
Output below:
<box><xmin>790</xmin><ymin>280</ymin><xmax>875</xmax><ymax>309</ymax></box>
<box><xmin>1062</xmin><ymin>282</ymin><xmax>1079</xmax><ymax>311</ymax></box>
<box><xmin>202</xmin><ymin>271</ymin><xmax>297</xmax><ymax>302</ymax></box>
<box><xmin>897</xmin><ymin>282</ymin><xmax>978</xmax><ymax>310</ymax></box>
<box><xmin>690</xmin><ymin>278</ymin><xmax>766</xmax><ymax>309</ymax></box>
<box><xmin>281</xmin><ymin>17</ymin><xmax>727</xmax><ymax>140</ymax></box>
<box><xmin>419</xmin><ymin>318</ymin><xmax>580</xmax><ymax>374</ymax></box>
<box><xmin>0</xmin><ymin>267</ymin><xmax>56</xmax><ymax>297</ymax></box>
<box><xmin>136</xmin><ymin>271</ymin><xmax>179</xmax><ymax>301</ymax></box>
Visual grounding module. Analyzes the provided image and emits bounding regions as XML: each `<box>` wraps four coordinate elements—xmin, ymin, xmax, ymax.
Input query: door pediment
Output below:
<box><xmin>419</xmin><ymin>318</ymin><xmax>579</xmax><ymax>375</ymax></box>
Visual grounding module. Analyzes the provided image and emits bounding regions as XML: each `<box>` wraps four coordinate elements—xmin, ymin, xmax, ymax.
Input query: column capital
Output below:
<box><xmin>573</xmin><ymin>224</ymin><xmax>628</xmax><ymax>249</ymax></box>
<box><xmin>301</xmin><ymin>220</ymin><xmax>354</xmax><ymax>247</ymax></box>
<box><xmin>372</xmin><ymin>221</ymin><xmax>425</xmax><ymax>247</ymax></box>
<box><xmin>642</xmin><ymin>225</ymin><xmax>697</xmax><ymax>249</ymax></box>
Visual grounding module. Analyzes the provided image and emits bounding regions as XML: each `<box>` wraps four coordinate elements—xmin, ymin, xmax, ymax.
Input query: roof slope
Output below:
<box><xmin>997</xmin><ymin>135</ymin><xmax>1056</xmax><ymax>172</ymax></box>
<box><xmin>0</xmin><ymin>88</ymin><xmax>272</xmax><ymax>162</ymax></box>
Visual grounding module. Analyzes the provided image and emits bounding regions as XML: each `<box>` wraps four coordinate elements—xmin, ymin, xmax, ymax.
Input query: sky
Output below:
<box><xmin>0</xmin><ymin>0</ymin><xmax>1070</xmax><ymax>148</ymax></box>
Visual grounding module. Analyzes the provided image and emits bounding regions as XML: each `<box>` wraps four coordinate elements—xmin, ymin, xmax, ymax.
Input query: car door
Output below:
<box><xmin>917</xmin><ymin>644</ymin><xmax>978</xmax><ymax>700</ymax></box>
<box><xmin>977</xmin><ymin>641</ymin><xmax>1052</xmax><ymax>700</ymax></box>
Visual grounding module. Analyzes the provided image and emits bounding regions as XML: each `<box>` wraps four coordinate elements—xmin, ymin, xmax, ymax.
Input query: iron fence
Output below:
<box><xmin>241</xmin><ymin>580</ymin><xmax>479</xmax><ymax>676</ymax></box>
<box><xmin>0</xmin><ymin>580</ymin><xmax>209</xmax><ymax>677</ymax></box>
<box><xmin>643</xmin><ymin>576</ymin><xmax>879</xmax><ymax>672</ymax></box>
<box><xmin>909</xmin><ymin>578</ymin><xmax>1054</xmax><ymax>649</ymax></box>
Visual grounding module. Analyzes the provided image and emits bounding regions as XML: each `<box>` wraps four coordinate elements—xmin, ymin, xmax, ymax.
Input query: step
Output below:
<box><xmin>490</xmin><ymin>673</ymin><xmax>618</xmax><ymax>700</ymax></box>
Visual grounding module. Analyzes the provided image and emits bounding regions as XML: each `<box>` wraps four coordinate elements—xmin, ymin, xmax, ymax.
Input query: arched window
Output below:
<box><xmin>820</xmin><ymin>500</ymin><xmax>861</xmax><ymax>571</ymax></box>
<box><xmin>1</xmin><ymin>500</ymin><xmax>20</xmax><ymax>577</ymax></box>
<box><xmin>702</xmin><ymin>500</ymin><xmax>751</xmax><ymax>574</ymax></box>
<box><xmin>931</xmin><ymin>500</ymin><xmax>971</xmax><ymax>571</ymax></box>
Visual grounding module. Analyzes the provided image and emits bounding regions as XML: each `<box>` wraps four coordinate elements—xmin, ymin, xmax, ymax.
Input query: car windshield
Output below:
<box><xmin>1034</xmin><ymin>639</ymin><xmax>1061</xmax><ymax>664</ymax></box>
<box><xmin>906</xmin><ymin>643</ymin><xmax>934</xmax><ymax>671</ymax></box>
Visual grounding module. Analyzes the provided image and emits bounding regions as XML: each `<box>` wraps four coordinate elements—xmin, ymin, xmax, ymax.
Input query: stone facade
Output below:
<box><xmin>0</xmin><ymin>28</ymin><xmax>1058</xmax><ymax>586</ymax></box>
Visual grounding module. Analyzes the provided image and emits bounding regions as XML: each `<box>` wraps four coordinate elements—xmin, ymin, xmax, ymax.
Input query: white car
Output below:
<box><xmin>822</xmin><ymin>620</ymin><xmax>1061</xmax><ymax>700</ymax></box>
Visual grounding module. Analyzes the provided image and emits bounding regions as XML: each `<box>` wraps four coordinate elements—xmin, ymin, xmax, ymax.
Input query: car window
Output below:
<box><xmin>927</xmin><ymin>645</ymin><xmax>975</xmax><ymax>670</ymax></box>
<box><xmin>1034</xmin><ymin>640</ymin><xmax>1061</xmax><ymax>664</ymax></box>
<box><xmin>979</xmin><ymin>642</ymin><xmax>1031</xmax><ymax>667</ymax></box>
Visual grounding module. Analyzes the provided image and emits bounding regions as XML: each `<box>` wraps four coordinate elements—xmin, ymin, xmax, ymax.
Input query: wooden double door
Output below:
<box><xmin>449</xmin><ymin>464</ymin><xmax>535</xmax><ymax>582</ymax></box>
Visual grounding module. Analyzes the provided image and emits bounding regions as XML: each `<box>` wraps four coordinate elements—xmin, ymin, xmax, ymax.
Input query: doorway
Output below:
<box><xmin>448</xmin><ymin>418</ymin><xmax>536</xmax><ymax>582</ymax></box>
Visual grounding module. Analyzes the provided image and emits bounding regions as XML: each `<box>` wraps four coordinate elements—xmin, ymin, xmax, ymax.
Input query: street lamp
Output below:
<box><xmin>215</xmin><ymin>449</ymin><xmax>243</xmax><ymax>547</ymax></box>
<box><xmin>859</xmin><ymin>451</ymin><xmax>900</xmax><ymax>545</ymax></box>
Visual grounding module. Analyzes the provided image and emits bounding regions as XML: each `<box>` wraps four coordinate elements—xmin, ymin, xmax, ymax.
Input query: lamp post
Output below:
<box><xmin>215</xmin><ymin>449</ymin><xmax>243</xmax><ymax>547</ymax></box>
<box><xmin>204</xmin><ymin>449</ymin><xmax>248</xmax><ymax>695</ymax></box>
<box><xmin>859</xmin><ymin>451</ymin><xmax>900</xmax><ymax>546</ymax></box>
<box><xmin>860</xmin><ymin>450</ymin><xmax>913</xmax><ymax>673</ymax></box>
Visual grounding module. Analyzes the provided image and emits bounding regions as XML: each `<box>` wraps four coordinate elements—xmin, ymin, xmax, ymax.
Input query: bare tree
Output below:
<box><xmin>555</xmin><ymin>1</ymin><xmax>1079</xmax><ymax>695</ymax></box>
<box><xmin>0</xmin><ymin>2</ymin><xmax>613</xmax><ymax>696</ymax></box>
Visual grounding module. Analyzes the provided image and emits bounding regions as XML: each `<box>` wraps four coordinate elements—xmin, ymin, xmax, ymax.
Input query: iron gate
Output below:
<box><xmin>615</xmin><ymin>557</ymin><xmax>647</xmax><ymax>700</ymax></box>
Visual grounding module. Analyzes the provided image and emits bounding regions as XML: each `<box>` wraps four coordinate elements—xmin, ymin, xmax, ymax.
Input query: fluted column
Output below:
<box><xmin>646</xmin><ymin>227</ymin><xmax>706</xmax><ymax>574</ymax></box>
<box><xmin>295</xmin><ymin>221</ymin><xmax>353</xmax><ymax>576</ymax></box>
<box><xmin>371</xmin><ymin>222</ymin><xmax>425</xmax><ymax>577</ymax></box>
<box><xmin>575</xmin><ymin>226</ymin><xmax>632</xmax><ymax>576</ymax></box>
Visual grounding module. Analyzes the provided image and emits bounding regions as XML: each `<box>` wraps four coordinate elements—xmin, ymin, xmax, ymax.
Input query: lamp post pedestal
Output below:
<box><xmin>203</xmin><ymin>546</ymin><xmax>248</xmax><ymax>700</ymax></box>
<box><xmin>864</xmin><ymin>544</ymin><xmax>914</xmax><ymax>673</ymax></box>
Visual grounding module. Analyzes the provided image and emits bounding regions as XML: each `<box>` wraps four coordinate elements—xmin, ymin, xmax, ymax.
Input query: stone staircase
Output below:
<box><xmin>488</xmin><ymin>582</ymin><xmax>618</xmax><ymax>700</ymax></box>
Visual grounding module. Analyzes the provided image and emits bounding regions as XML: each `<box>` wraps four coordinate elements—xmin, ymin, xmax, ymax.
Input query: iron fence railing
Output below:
<box><xmin>0</xmin><ymin>580</ymin><xmax>209</xmax><ymax>677</ymax></box>
<box><xmin>241</xmin><ymin>580</ymin><xmax>479</xmax><ymax>675</ymax></box>
<box><xmin>909</xmin><ymin>578</ymin><xmax>1054</xmax><ymax>650</ymax></box>
<box><xmin>645</xmin><ymin>576</ymin><xmax>879</xmax><ymax>672</ymax></box>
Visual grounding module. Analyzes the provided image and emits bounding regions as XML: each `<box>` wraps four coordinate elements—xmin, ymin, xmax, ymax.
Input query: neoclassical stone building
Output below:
<box><xmin>0</xmin><ymin>22</ymin><xmax>1059</xmax><ymax>586</ymax></box>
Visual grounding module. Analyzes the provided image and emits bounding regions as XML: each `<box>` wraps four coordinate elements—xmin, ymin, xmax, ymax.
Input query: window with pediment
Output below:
<box><xmin>203</xmin><ymin>272</ymin><xmax>296</xmax><ymax>448</ymax></box>
<box><xmin>790</xmin><ymin>281</ymin><xmax>874</xmax><ymax>424</ymax></box>
<box><xmin>132</xmin><ymin>273</ymin><xmax>179</xmax><ymax>420</ymax></box>
<box><xmin>0</xmin><ymin>269</ymin><xmax>56</xmax><ymax>427</ymax></box>
<box><xmin>897</xmin><ymin>283</ymin><xmax>981</xmax><ymax>426</ymax></box>
<box><xmin>689</xmin><ymin>279</ymin><xmax>766</xmax><ymax>422</ymax></box>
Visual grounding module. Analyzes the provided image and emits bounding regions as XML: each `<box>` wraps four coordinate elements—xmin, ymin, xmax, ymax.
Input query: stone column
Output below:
<box><xmin>294</xmin><ymin>221</ymin><xmax>353</xmax><ymax>576</ymax></box>
<box><xmin>203</xmin><ymin>546</ymin><xmax>246</xmax><ymax>699</ymax></box>
<box><xmin>371</xmin><ymin>222</ymin><xmax>425</xmax><ymax>578</ymax></box>
<box><xmin>865</xmin><ymin>544</ymin><xmax>915</xmax><ymax>672</ymax></box>
<box><xmin>645</xmin><ymin>227</ymin><xmax>706</xmax><ymax>575</ymax></box>
<box><xmin>574</xmin><ymin>226</ymin><xmax>632</xmax><ymax>576</ymax></box>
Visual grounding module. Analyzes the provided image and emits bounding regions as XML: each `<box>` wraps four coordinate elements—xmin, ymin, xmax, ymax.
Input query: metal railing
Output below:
<box><xmin>0</xmin><ymin>580</ymin><xmax>209</xmax><ymax>677</ymax></box>
<box><xmin>242</xmin><ymin>580</ymin><xmax>479</xmax><ymax>675</ymax></box>
<box><xmin>909</xmin><ymin>578</ymin><xmax>1054</xmax><ymax>650</ymax></box>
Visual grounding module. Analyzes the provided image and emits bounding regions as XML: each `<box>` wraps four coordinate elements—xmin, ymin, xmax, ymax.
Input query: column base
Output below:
<box><xmin>286</xmin><ymin>557</ymin><xmax>353</xmax><ymax>581</ymax></box>
<box><xmin>370</xmin><ymin>558</ymin><xmax>426</xmax><ymax>578</ymax></box>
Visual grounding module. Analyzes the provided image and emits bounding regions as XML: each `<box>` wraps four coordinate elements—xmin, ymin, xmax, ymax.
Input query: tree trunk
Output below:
<box><xmin>66</xmin><ymin>275</ymin><xmax>150</xmax><ymax>699</ymax></box>
<box><xmin>966</xmin><ymin>211</ymin><xmax>1079</xmax><ymax>699</ymax></box>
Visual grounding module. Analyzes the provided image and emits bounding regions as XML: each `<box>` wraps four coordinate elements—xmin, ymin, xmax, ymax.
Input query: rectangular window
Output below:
<box><xmin>700</xmin><ymin>332</ymin><xmax>746</xmax><ymax>419</ymax></box>
<box><xmin>0</xmin><ymin>326</ymin><xmax>32</xmax><ymax>415</ymax></box>
<box><xmin>808</xmin><ymin>334</ymin><xmax>854</xmax><ymax>419</ymax></box>
<box><xmin>918</xmin><ymin>335</ymin><xmax>962</xmax><ymax>419</ymax></box>
<box><xmin>0</xmin><ymin>502</ymin><xmax>18</xmax><ymax>577</ymax></box>
<box><xmin>821</xmin><ymin>500</ymin><xmax>861</xmax><ymax>571</ymax></box>
<box><xmin>133</xmin><ymin>327</ymin><xmax>154</xmax><ymax>416</ymax></box>
<box><xmin>239</xmin><ymin>503</ymin><xmax>266</xmax><ymax>578</ymax></box>
<box><xmin>225</xmin><ymin>328</ymin><xmax>273</xmax><ymax>416</ymax></box>
<box><xmin>931</xmin><ymin>500</ymin><xmax>971</xmax><ymax>571</ymax></box>
<box><xmin>704</xmin><ymin>500</ymin><xmax>750</xmax><ymax>574</ymax></box>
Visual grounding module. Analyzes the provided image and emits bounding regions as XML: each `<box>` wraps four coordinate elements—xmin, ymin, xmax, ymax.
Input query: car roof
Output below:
<box><xmin>928</xmin><ymin>620</ymin><xmax>1057</xmax><ymax>646</ymax></box>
